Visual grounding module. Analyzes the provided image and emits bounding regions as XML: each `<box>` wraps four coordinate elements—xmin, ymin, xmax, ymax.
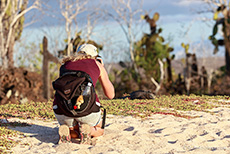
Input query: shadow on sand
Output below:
<box><xmin>8</xmin><ymin>121</ymin><xmax>59</xmax><ymax>144</ymax></box>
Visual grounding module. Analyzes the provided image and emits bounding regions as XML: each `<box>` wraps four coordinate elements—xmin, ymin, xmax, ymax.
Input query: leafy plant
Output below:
<box><xmin>134</xmin><ymin>12</ymin><xmax>174</xmax><ymax>82</ymax></box>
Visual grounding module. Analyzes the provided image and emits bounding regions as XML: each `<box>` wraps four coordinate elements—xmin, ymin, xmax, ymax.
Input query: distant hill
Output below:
<box><xmin>105</xmin><ymin>57</ymin><xmax>225</xmax><ymax>76</ymax></box>
<box><xmin>171</xmin><ymin>57</ymin><xmax>225</xmax><ymax>75</ymax></box>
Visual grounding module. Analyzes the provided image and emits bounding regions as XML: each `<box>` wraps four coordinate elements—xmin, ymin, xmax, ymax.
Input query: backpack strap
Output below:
<box><xmin>66</xmin><ymin>100</ymin><xmax>77</xmax><ymax>115</ymax></box>
<box><xmin>60</xmin><ymin>65</ymin><xmax>93</xmax><ymax>84</ymax></box>
<box><xmin>100</xmin><ymin>106</ymin><xmax>106</xmax><ymax>129</ymax></box>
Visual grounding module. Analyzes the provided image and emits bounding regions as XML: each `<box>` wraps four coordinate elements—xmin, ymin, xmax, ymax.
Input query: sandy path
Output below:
<box><xmin>8</xmin><ymin>107</ymin><xmax>230</xmax><ymax>154</ymax></box>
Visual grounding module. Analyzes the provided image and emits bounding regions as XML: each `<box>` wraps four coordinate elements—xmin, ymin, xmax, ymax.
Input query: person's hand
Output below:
<box><xmin>97</xmin><ymin>57</ymin><xmax>104</xmax><ymax>66</ymax></box>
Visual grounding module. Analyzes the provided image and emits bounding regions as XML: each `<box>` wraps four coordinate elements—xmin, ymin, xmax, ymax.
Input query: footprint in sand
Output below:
<box><xmin>186</xmin><ymin>135</ymin><xmax>197</xmax><ymax>141</ymax></box>
<box><xmin>123</xmin><ymin>126</ymin><xmax>134</xmax><ymax>131</ymax></box>
<box><xmin>148</xmin><ymin>128</ymin><xmax>165</xmax><ymax>134</ymax></box>
<box><xmin>199</xmin><ymin>130</ymin><xmax>209</xmax><ymax>136</ymax></box>
<box><xmin>168</xmin><ymin>140</ymin><xmax>178</xmax><ymax>144</ymax></box>
<box><xmin>223</xmin><ymin>135</ymin><xmax>230</xmax><ymax>139</ymax></box>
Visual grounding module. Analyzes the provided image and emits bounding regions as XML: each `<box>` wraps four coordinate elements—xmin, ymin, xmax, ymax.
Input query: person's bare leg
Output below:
<box><xmin>90</xmin><ymin>121</ymin><xmax>104</xmax><ymax>137</ymax></box>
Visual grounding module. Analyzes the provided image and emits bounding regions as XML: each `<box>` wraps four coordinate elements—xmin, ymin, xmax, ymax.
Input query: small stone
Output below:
<box><xmin>6</xmin><ymin>90</ymin><xmax>12</xmax><ymax>98</ymax></box>
<box><xmin>20</xmin><ymin>97</ymin><xmax>28</xmax><ymax>104</ymax></box>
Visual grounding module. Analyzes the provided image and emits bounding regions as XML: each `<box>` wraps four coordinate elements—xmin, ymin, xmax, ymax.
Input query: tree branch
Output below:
<box><xmin>106</xmin><ymin>11</ymin><xmax>130</xmax><ymax>43</ymax></box>
<box><xmin>0</xmin><ymin>0</ymin><xmax>10</xmax><ymax>18</ymax></box>
<box><xmin>151</xmin><ymin>59</ymin><xmax>164</xmax><ymax>94</ymax></box>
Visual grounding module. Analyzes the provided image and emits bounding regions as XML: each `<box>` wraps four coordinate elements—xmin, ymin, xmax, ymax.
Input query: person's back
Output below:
<box><xmin>53</xmin><ymin>44</ymin><xmax>115</xmax><ymax>144</ymax></box>
<box><xmin>63</xmin><ymin>59</ymin><xmax>100</xmax><ymax>85</ymax></box>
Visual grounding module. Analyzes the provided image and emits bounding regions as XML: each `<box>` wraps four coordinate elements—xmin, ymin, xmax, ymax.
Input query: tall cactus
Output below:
<box><xmin>181</xmin><ymin>43</ymin><xmax>191</xmax><ymax>95</ymax></box>
<box><xmin>142</xmin><ymin>12</ymin><xmax>160</xmax><ymax>35</ymax></box>
<box><xmin>134</xmin><ymin>12</ymin><xmax>174</xmax><ymax>84</ymax></box>
<box><xmin>209</xmin><ymin>4</ymin><xmax>230</xmax><ymax>77</ymax></box>
<box><xmin>166</xmin><ymin>50</ymin><xmax>175</xmax><ymax>83</ymax></box>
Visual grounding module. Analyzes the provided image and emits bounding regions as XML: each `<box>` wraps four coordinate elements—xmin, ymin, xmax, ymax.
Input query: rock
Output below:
<box><xmin>130</xmin><ymin>90</ymin><xmax>155</xmax><ymax>100</ymax></box>
<box><xmin>6</xmin><ymin>90</ymin><xmax>12</xmax><ymax>98</ymax></box>
<box><xmin>20</xmin><ymin>97</ymin><xmax>28</xmax><ymax>104</ymax></box>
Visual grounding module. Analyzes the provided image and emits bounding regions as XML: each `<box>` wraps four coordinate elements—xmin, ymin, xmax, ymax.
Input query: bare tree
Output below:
<box><xmin>85</xmin><ymin>11</ymin><xmax>101</xmax><ymax>42</ymax></box>
<box><xmin>0</xmin><ymin>0</ymin><xmax>41</xmax><ymax>68</ymax></box>
<box><xmin>104</xmin><ymin>0</ymin><xmax>144</xmax><ymax>73</ymax></box>
<box><xmin>59</xmin><ymin>0</ymin><xmax>88</xmax><ymax>56</ymax></box>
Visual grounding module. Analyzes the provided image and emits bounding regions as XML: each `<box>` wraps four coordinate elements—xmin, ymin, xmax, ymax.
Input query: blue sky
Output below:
<box><xmin>18</xmin><ymin>0</ymin><xmax>224</xmax><ymax>64</ymax></box>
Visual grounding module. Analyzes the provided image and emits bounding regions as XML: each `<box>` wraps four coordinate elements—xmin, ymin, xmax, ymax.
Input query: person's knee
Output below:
<box><xmin>95</xmin><ymin>129</ymin><xmax>104</xmax><ymax>137</ymax></box>
<box><xmin>99</xmin><ymin>128</ymin><xmax>104</xmax><ymax>136</ymax></box>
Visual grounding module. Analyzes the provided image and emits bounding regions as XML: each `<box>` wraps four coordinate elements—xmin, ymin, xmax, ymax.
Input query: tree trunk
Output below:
<box><xmin>224</xmin><ymin>10</ymin><xmax>230</xmax><ymax>77</ymax></box>
<box><xmin>166</xmin><ymin>57</ymin><xmax>172</xmax><ymax>83</ymax></box>
<box><xmin>225</xmin><ymin>41</ymin><xmax>230</xmax><ymax>77</ymax></box>
<box><xmin>0</xmin><ymin>0</ymin><xmax>37</xmax><ymax>68</ymax></box>
<box><xmin>7</xmin><ymin>28</ymin><xmax>15</xmax><ymax>68</ymax></box>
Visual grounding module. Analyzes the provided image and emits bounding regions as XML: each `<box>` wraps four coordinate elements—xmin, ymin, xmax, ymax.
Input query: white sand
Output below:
<box><xmin>7</xmin><ymin>107</ymin><xmax>230</xmax><ymax>154</ymax></box>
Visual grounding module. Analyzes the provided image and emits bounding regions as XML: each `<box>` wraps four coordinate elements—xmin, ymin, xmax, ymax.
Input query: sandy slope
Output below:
<box><xmin>8</xmin><ymin>107</ymin><xmax>230</xmax><ymax>154</ymax></box>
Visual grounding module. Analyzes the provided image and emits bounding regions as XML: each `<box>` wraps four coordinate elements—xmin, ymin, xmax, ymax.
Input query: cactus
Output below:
<box><xmin>58</xmin><ymin>32</ymin><xmax>103</xmax><ymax>57</ymax></box>
<box><xmin>209</xmin><ymin>5</ymin><xmax>228</xmax><ymax>53</ymax></box>
<box><xmin>153</xmin><ymin>12</ymin><xmax>160</xmax><ymax>22</ymax></box>
<box><xmin>143</xmin><ymin>12</ymin><xmax>160</xmax><ymax>35</ymax></box>
<box><xmin>181</xmin><ymin>42</ymin><xmax>199</xmax><ymax>94</ymax></box>
<box><xmin>209</xmin><ymin>4</ymin><xmax>230</xmax><ymax>76</ymax></box>
<box><xmin>181</xmin><ymin>42</ymin><xmax>191</xmax><ymax>94</ymax></box>
<box><xmin>134</xmin><ymin>12</ymin><xmax>174</xmax><ymax>84</ymax></box>
<box><xmin>181</xmin><ymin>43</ymin><xmax>190</xmax><ymax>54</ymax></box>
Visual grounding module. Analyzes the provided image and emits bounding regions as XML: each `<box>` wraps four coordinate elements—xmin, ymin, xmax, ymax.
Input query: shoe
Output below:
<box><xmin>71</xmin><ymin>121</ymin><xmax>80</xmax><ymax>139</ymax></box>
<box><xmin>58</xmin><ymin>125</ymin><xmax>71</xmax><ymax>144</ymax></box>
<box><xmin>79</xmin><ymin>124</ymin><xmax>92</xmax><ymax>144</ymax></box>
<box><xmin>70</xmin><ymin>129</ymin><xmax>80</xmax><ymax>138</ymax></box>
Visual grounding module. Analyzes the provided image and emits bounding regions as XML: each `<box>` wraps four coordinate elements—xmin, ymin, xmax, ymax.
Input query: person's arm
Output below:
<box><xmin>96</xmin><ymin>60</ymin><xmax>115</xmax><ymax>99</ymax></box>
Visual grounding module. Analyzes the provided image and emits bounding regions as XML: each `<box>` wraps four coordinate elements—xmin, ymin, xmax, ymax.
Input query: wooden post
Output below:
<box><xmin>42</xmin><ymin>36</ymin><xmax>59</xmax><ymax>100</ymax></box>
<box><xmin>42</xmin><ymin>36</ymin><xmax>49</xmax><ymax>99</ymax></box>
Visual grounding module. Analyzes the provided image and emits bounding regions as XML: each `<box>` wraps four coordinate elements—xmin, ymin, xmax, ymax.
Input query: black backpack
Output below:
<box><xmin>52</xmin><ymin>65</ymin><xmax>106</xmax><ymax>129</ymax></box>
<box><xmin>52</xmin><ymin>66</ymin><xmax>106</xmax><ymax>128</ymax></box>
<box><xmin>53</xmin><ymin>71</ymin><xmax>96</xmax><ymax>113</ymax></box>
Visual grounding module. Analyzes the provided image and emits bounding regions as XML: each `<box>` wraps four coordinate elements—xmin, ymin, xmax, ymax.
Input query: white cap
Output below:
<box><xmin>77</xmin><ymin>44</ymin><xmax>99</xmax><ymax>57</ymax></box>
